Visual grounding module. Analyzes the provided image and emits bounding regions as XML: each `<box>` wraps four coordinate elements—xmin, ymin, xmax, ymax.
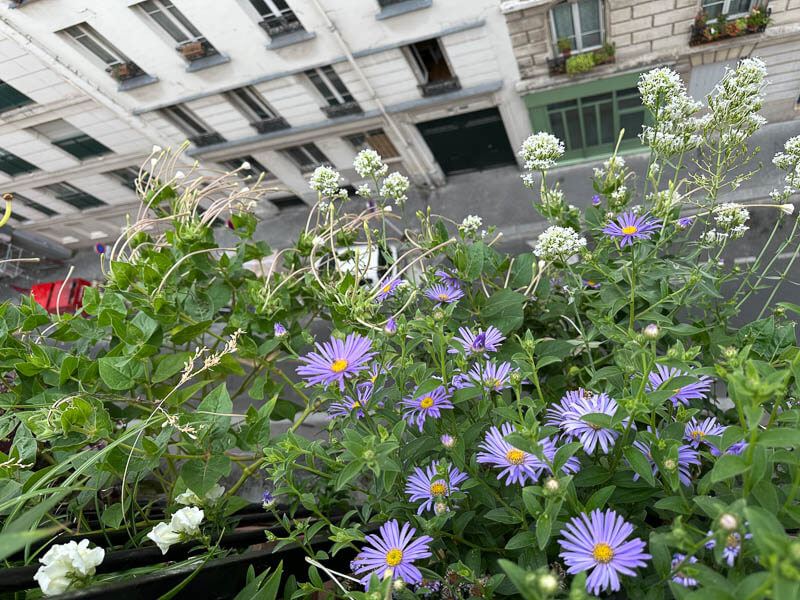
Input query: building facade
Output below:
<box><xmin>502</xmin><ymin>0</ymin><xmax>800</xmax><ymax>162</ymax></box>
<box><xmin>0</xmin><ymin>0</ymin><xmax>531</xmax><ymax>250</ymax></box>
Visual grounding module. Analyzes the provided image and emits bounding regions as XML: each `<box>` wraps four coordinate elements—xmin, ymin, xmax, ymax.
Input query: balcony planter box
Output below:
<box><xmin>252</xmin><ymin>116</ymin><xmax>290</xmax><ymax>134</ymax></box>
<box><xmin>259</xmin><ymin>18</ymin><xmax>304</xmax><ymax>38</ymax></box>
<box><xmin>178</xmin><ymin>40</ymin><xmax>219</xmax><ymax>61</ymax></box>
<box><xmin>689</xmin><ymin>7</ymin><xmax>770</xmax><ymax>47</ymax></box>
<box><xmin>188</xmin><ymin>132</ymin><xmax>226</xmax><ymax>147</ymax></box>
<box><xmin>419</xmin><ymin>77</ymin><xmax>461</xmax><ymax>97</ymax></box>
<box><xmin>106</xmin><ymin>62</ymin><xmax>143</xmax><ymax>83</ymax></box>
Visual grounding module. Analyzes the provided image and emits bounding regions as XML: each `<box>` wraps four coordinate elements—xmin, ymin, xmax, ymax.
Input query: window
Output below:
<box><xmin>162</xmin><ymin>105</ymin><xmax>225</xmax><ymax>147</ymax></box>
<box><xmin>227</xmin><ymin>87</ymin><xmax>289</xmax><ymax>133</ymax></box>
<box><xmin>306</xmin><ymin>66</ymin><xmax>355</xmax><ymax>107</ymax></box>
<box><xmin>271</xmin><ymin>195</ymin><xmax>305</xmax><ymax>209</ymax></box>
<box><xmin>13</xmin><ymin>193</ymin><xmax>57</xmax><ymax>217</ymax></box>
<box><xmin>0</xmin><ymin>80</ymin><xmax>33</xmax><ymax>113</ymax></box>
<box><xmin>64</xmin><ymin>24</ymin><xmax>129</xmax><ymax>67</ymax></box>
<box><xmin>138</xmin><ymin>0</ymin><xmax>202</xmax><ymax>44</ymax></box>
<box><xmin>344</xmin><ymin>129</ymin><xmax>400</xmax><ymax>158</ymax></box>
<box><xmin>249</xmin><ymin>0</ymin><xmax>305</xmax><ymax>37</ymax></box>
<box><xmin>39</xmin><ymin>182</ymin><xmax>106</xmax><ymax>210</ymax></box>
<box><xmin>107</xmin><ymin>167</ymin><xmax>141</xmax><ymax>191</ymax></box>
<box><xmin>406</xmin><ymin>39</ymin><xmax>460</xmax><ymax>97</ymax></box>
<box><xmin>220</xmin><ymin>156</ymin><xmax>275</xmax><ymax>181</ymax></box>
<box><xmin>281</xmin><ymin>143</ymin><xmax>329</xmax><ymax>172</ymax></box>
<box><xmin>0</xmin><ymin>148</ymin><xmax>38</xmax><ymax>176</ymax></box>
<box><xmin>545</xmin><ymin>88</ymin><xmax>644</xmax><ymax>155</ymax></box>
<box><xmin>702</xmin><ymin>0</ymin><xmax>753</xmax><ymax>19</ymax></box>
<box><xmin>31</xmin><ymin>119</ymin><xmax>112</xmax><ymax>160</ymax></box>
<box><xmin>549</xmin><ymin>0</ymin><xmax>604</xmax><ymax>53</ymax></box>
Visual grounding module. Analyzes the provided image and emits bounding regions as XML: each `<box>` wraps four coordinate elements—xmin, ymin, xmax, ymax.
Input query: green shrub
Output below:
<box><xmin>565</xmin><ymin>52</ymin><xmax>595</xmax><ymax>76</ymax></box>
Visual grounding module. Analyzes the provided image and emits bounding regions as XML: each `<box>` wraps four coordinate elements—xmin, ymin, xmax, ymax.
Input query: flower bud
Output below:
<box><xmin>441</xmin><ymin>434</ymin><xmax>455</xmax><ymax>449</ymax></box>
<box><xmin>509</xmin><ymin>371</ymin><xmax>523</xmax><ymax>385</ymax></box>
<box><xmin>664</xmin><ymin>459</ymin><xmax>677</xmax><ymax>471</ymax></box>
<box><xmin>384</xmin><ymin>317</ymin><xmax>397</xmax><ymax>336</ymax></box>
<box><xmin>274</xmin><ymin>323</ymin><xmax>287</xmax><ymax>338</ymax></box>
<box><xmin>392</xmin><ymin>578</ymin><xmax>406</xmax><ymax>592</ymax></box>
<box><xmin>538</xmin><ymin>573</ymin><xmax>559</xmax><ymax>593</ymax></box>
<box><xmin>363</xmin><ymin>450</ymin><xmax>375</xmax><ymax>460</ymax></box>
<box><xmin>719</xmin><ymin>513</ymin><xmax>738</xmax><ymax>531</ymax></box>
<box><xmin>434</xmin><ymin>502</ymin><xmax>448</xmax><ymax>515</ymax></box>
<box><xmin>643</xmin><ymin>323</ymin><xmax>660</xmax><ymax>339</ymax></box>
<box><xmin>544</xmin><ymin>478</ymin><xmax>560</xmax><ymax>493</ymax></box>
<box><xmin>723</xmin><ymin>346</ymin><xmax>738</xmax><ymax>360</ymax></box>
<box><xmin>433</xmin><ymin>309</ymin><xmax>445</xmax><ymax>321</ymax></box>
<box><xmin>780</xmin><ymin>203</ymin><xmax>795</xmax><ymax>215</ymax></box>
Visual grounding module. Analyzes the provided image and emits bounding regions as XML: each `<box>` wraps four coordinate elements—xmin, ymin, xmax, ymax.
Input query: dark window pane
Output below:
<box><xmin>548</xmin><ymin>99</ymin><xmax>579</xmax><ymax>110</ymax></box>
<box><xmin>619</xmin><ymin>111</ymin><xmax>645</xmax><ymax>139</ymax></box>
<box><xmin>565</xmin><ymin>107</ymin><xmax>582</xmax><ymax>150</ymax></box>
<box><xmin>582</xmin><ymin>104</ymin><xmax>598</xmax><ymax>147</ymax></box>
<box><xmin>0</xmin><ymin>149</ymin><xmax>38</xmax><ymax>175</ymax></box>
<box><xmin>549</xmin><ymin>111</ymin><xmax>567</xmax><ymax>145</ymax></box>
<box><xmin>0</xmin><ymin>82</ymin><xmax>34</xmax><ymax>112</ymax></box>
<box><xmin>53</xmin><ymin>134</ymin><xmax>112</xmax><ymax>160</ymax></box>
<box><xmin>584</xmin><ymin>92</ymin><xmax>613</xmax><ymax>104</ymax></box>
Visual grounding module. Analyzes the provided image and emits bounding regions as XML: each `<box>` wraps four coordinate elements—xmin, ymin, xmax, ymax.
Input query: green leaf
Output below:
<box><xmin>535</xmin><ymin>512</ymin><xmax>552</xmax><ymax>549</ymax></box>
<box><xmin>482</xmin><ymin>289</ymin><xmax>526</xmax><ymax>334</ymax></box>
<box><xmin>757</xmin><ymin>428</ymin><xmax>800</xmax><ymax>447</ymax></box>
<box><xmin>649</xmin><ymin>532</ymin><xmax>671</xmax><ymax>578</ymax></box>
<box><xmin>180</xmin><ymin>455</ymin><xmax>231</xmax><ymax>496</ymax></box>
<box><xmin>100</xmin><ymin>503</ymin><xmax>125</xmax><ymax>529</ymax></box>
<box><xmin>485</xmin><ymin>507</ymin><xmax>522</xmax><ymax>524</ymax></box>
<box><xmin>497</xmin><ymin>560</ymin><xmax>538</xmax><ymax>600</ymax></box>
<box><xmin>710</xmin><ymin>454</ymin><xmax>749</xmax><ymax>483</ymax></box>
<box><xmin>196</xmin><ymin>384</ymin><xmax>233</xmax><ymax>438</ymax></box>
<box><xmin>505</xmin><ymin>531</ymin><xmax>536</xmax><ymax>550</ymax></box>
<box><xmin>623</xmin><ymin>446</ymin><xmax>655</xmax><ymax>487</ymax></box>
<box><xmin>335</xmin><ymin>460</ymin><xmax>364</xmax><ymax>491</ymax></box>
<box><xmin>522</xmin><ymin>486</ymin><xmax>541</xmax><ymax>518</ymax></box>
<box><xmin>463</xmin><ymin>242</ymin><xmax>485</xmax><ymax>282</ymax></box>
<box><xmin>98</xmin><ymin>356</ymin><xmax>144</xmax><ymax>390</ymax></box>
<box><xmin>152</xmin><ymin>351</ymin><xmax>192</xmax><ymax>383</ymax></box>
<box><xmin>585</xmin><ymin>485</ymin><xmax>616</xmax><ymax>512</ymax></box>
<box><xmin>553</xmin><ymin>441</ymin><xmax>583</xmax><ymax>474</ymax></box>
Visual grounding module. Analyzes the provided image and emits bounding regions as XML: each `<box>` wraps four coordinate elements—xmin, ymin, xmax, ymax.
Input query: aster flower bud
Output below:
<box><xmin>643</xmin><ymin>324</ymin><xmax>660</xmax><ymax>339</ymax></box>
<box><xmin>384</xmin><ymin>317</ymin><xmax>397</xmax><ymax>336</ymax></box>
<box><xmin>392</xmin><ymin>578</ymin><xmax>406</xmax><ymax>592</ymax></box>
<box><xmin>434</xmin><ymin>502</ymin><xmax>448</xmax><ymax>515</ymax></box>
<box><xmin>538</xmin><ymin>573</ymin><xmax>558</xmax><ymax>593</ymax></box>
<box><xmin>274</xmin><ymin>323</ymin><xmax>287</xmax><ymax>338</ymax></box>
<box><xmin>363</xmin><ymin>449</ymin><xmax>375</xmax><ymax>460</ymax></box>
<box><xmin>719</xmin><ymin>513</ymin><xmax>738</xmax><ymax>531</ymax></box>
<box><xmin>544</xmin><ymin>478</ymin><xmax>560</xmax><ymax>493</ymax></box>
<box><xmin>592</xmin><ymin>195</ymin><xmax>601</xmax><ymax>206</ymax></box>
<box><xmin>441</xmin><ymin>434</ymin><xmax>455</xmax><ymax>448</ymax></box>
<box><xmin>723</xmin><ymin>346</ymin><xmax>738</xmax><ymax>360</ymax></box>
<box><xmin>664</xmin><ymin>459</ymin><xmax>677</xmax><ymax>471</ymax></box>
<box><xmin>433</xmin><ymin>309</ymin><xmax>445</xmax><ymax>321</ymax></box>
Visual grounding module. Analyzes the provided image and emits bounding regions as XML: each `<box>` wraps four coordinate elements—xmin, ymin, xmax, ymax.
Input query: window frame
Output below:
<box><xmin>343</xmin><ymin>128</ymin><xmax>400</xmax><ymax>158</ymax></box>
<box><xmin>228</xmin><ymin>87</ymin><xmax>278</xmax><ymax>122</ymax></box>
<box><xmin>163</xmin><ymin>105</ymin><xmax>212</xmax><ymax>136</ymax></box>
<box><xmin>138</xmin><ymin>0</ymin><xmax>203</xmax><ymax>44</ymax></box>
<box><xmin>14</xmin><ymin>193</ymin><xmax>57</xmax><ymax>217</ymax></box>
<box><xmin>64</xmin><ymin>23</ymin><xmax>129</xmax><ymax>68</ymax></box>
<box><xmin>405</xmin><ymin>38</ymin><xmax>455</xmax><ymax>85</ymax></box>
<box><xmin>107</xmin><ymin>167</ymin><xmax>141</xmax><ymax>191</ymax></box>
<box><xmin>282</xmin><ymin>143</ymin><xmax>329</xmax><ymax>172</ymax></box>
<box><xmin>39</xmin><ymin>182</ymin><xmax>106</xmax><ymax>210</ymax></box>
<box><xmin>305</xmin><ymin>66</ymin><xmax>355</xmax><ymax>107</ymax></box>
<box><xmin>701</xmin><ymin>0</ymin><xmax>754</xmax><ymax>21</ymax></box>
<box><xmin>0</xmin><ymin>147</ymin><xmax>38</xmax><ymax>176</ymax></box>
<box><xmin>548</xmin><ymin>0</ymin><xmax>605</xmax><ymax>54</ymax></box>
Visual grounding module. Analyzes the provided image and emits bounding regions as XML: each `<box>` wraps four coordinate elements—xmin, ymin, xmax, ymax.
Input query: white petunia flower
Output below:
<box><xmin>147</xmin><ymin>522</ymin><xmax>182</xmax><ymax>555</ymax></box>
<box><xmin>33</xmin><ymin>540</ymin><xmax>105</xmax><ymax>596</ymax></box>
<box><xmin>170</xmin><ymin>506</ymin><xmax>204</xmax><ymax>535</ymax></box>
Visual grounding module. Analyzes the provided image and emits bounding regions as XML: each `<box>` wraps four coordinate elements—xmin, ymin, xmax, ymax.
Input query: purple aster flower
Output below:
<box><xmin>435</xmin><ymin>269</ymin><xmax>462</xmax><ymax>288</ymax></box>
<box><xmin>583</xmin><ymin>278</ymin><xmax>601</xmax><ymax>288</ymax></box>
<box><xmin>646</xmin><ymin>364</ymin><xmax>712</xmax><ymax>407</ymax></box>
<box><xmin>465</xmin><ymin>361</ymin><xmax>519</xmax><ymax>392</ymax></box>
<box><xmin>449</xmin><ymin>326</ymin><xmax>506</xmax><ymax>356</ymax></box>
<box><xmin>424</xmin><ymin>283</ymin><xmax>464</xmax><ymax>305</ymax></box>
<box><xmin>684</xmin><ymin>416</ymin><xmax>725</xmax><ymax>449</ymax></box>
<box><xmin>705</xmin><ymin>527</ymin><xmax>752</xmax><ymax>567</ymax></box>
<box><xmin>677</xmin><ymin>216</ymin><xmax>694</xmax><ymax>229</ymax></box>
<box><xmin>592</xmin><ymin>195</ymin><xmax>602</xmax><ymax>206</ymax></box>
<box><xmin>296</xmin><ymin>333</ymin><xmax>376</xmax><ymax>391</ymax></box>
<box><xmin>375</xmin><ymin>278</ymin><xmax>405</xmax><ymax>302</ymax></box>
<box><xmin>558</xmin><ymin>509</ymin><xmax>651</xmax><ymax>596</ymax></box>
<box><xmin>329</xmin><ymin>382</ymin><xmax>375</xmax><ymax>420</ymax></box>
<box><xmin>544</xmin><ymin>389</ymin><xmax>589</xmax><ymax>431</ymax></box>
<box><xmin>274</xmin><ymin>323</ymin><xmax>287</xmax><ymax>337</ymax></box>
<box><xmin>353</xmin><ymin>520</ymin><xmax>432</xmax><ymax>589</ymax></box>
<box><xmin>631</xmin><ymin>431</ymin><xmax>700</xmax><ymax>486</ymax></box>
<box><xmin>400</xmin><ymin>385</ymin><xmax>453</xmax><ymax>432</ymax></box>
<box><xmin>404</xmin><ymin>460</ymin><xmax>468</xmax><ymax>514</ymax></box>
<box><xmin>448</xmin><ymin>372</ymin><xmax>469</xmax><ymax>390</ymax></box>
<box><xmin>602</xmin><ymin>211</ymin><xmax>662</xmax><ymax>247</ymax></box>
<box><xmin>560</xmin><ymin>393</ymin><xmax>622</xmax><ymax>454</ymax></box>
<box><xmin>671</xmin><ymin>553</ymin><xmax>698</xmax><ymax>587</ymax></box>
<box><xmin>384</xmin><ymin>317</ymin><xmax>397</xmax><ymax>335</ymax></box>
<box><xmin>476</xmin><ymin>422</ymin><xmax>545</xmax><ymax>486</ymax></box>
<box><xmin>364</xmin><ymin>362</ymin><xmax>390</xmax><ymax>386</ymax></box>
<box><xmin>709</xmin><ymin>436</ymin><xmax>747</xmax><ymax>456</ymax></box>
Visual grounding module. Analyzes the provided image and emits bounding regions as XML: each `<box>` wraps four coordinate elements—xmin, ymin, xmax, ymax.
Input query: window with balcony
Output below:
<box><xmin>31</xmin><ymin>119</ymin><xmax>113</xmax><ymax>160</ymax></box>
<box><xmin>220</xmin><ymin>156</ymin><xmax>275</xmax><ymax>181</ymax></box>
<box><xmin>13</xmin><ymin>193</ymin><xmax>57</xmax><ymax>217</ymax></box>
<box><xmin>162</xmin><ymin>105</ymin><xmax>226</xmax><ymax>147</ymax></box>
<box><xmin>702</xmin><ymin>0</ymin><xmax>753</xmax><ymax>19</ymax></box>
<box><xmin>281</xmin><ymin>143</ymin><xmax>330</xmax><ymax>172</ymax></box>
<box><xmin>63</xmin><ymin>24</ymin><xmax>152</xmax><ymax>88</ymax></box>
<box><xmin>0</xmin><ymin>148</ymin><xmax>38</xmax><ymax>176</ymax></box>
<box><xmin>305</xmin><ymin>66</ymin><xmax>362</xmax><ymax>119</ymax></box>
<box><xmin>227</xmin><ymin>87</ymin><xmax>289</xmax><ymax>134</ymax></box>
<box><xmin>39</xmin><ymin>182</ymin><xmax>106</xmax><ymax>210</ymax></box>
<box><xmin>549</xmin><ymin>0</ymin><xmax>604</xmax><ymax>53</ymax></box>
<box><xmin>406</xmin><ymin>39</ymin><xmax>460</xmax><ymax>97</ymax></box>
<box><xmin>137</xmin><ymin>0</ymin><xmax>221</xmax><ymax>64</ymax></box>
<box><xmin>107</xmin><ymin>167</ymin><xmax>141</xmax><ymax>191</ymax></box>
<box><xmin>0</xmin><ymin>80</ymin><xmax>33</xmax><ymax>113</ymax></box>
<box><xmin>249</xmin><ymin>0</ymin><xmax>305</xmax><ymax>37</ymax></box>
<box><xmin>344</xmin><ymin>129</ymin><xmax>400</xmax><ymax>158</ymax></box>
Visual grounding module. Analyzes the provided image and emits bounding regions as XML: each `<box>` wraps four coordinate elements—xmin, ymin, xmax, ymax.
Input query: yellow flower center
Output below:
<box><xmin>386</xmin><ymin>549</ymin><xmax>403</xmax><ymax>566</ymax></box>
<box><xmin>506</xmin><ymin>449</ymin><xmax>525</xmax><ymax>465</ymax></box>
<box><xmin>592</xmin><ymin>542</ymin><xmax>614</xmax><ymax>564</ymax></box>
<box><xmin>587</xmin><ymin>280</ymin><xmax>597</xmax><ymax>286</ymax></box>
<box><xmin>430</xmin><ymin>481</ymin><xmax>447</xmax><ymax>496</ymax></box>
<box><xmin>330</xmin><ymin>359</ymin><xmax>349</xmax><ymax>373</ymax></box>
<box><xmin>352</xmin><ymin>401</ymin><xmax>361</xmax><ymax>409</ymax></box>
<box><xmin>726</xmin><ymin>534</ymin><xmax>740</xmax><ymax>548</ymax></box>
<box><xmin>420</xmin><ymin>396</ymin><xmax>434</xmax><ymax>409</ymax></box>
<box><xmin>691</xmin><ymin>430</ymin><xmax>705</xmax><ymax>440</ymax></box>
<box><xmin>382</xmin><ymin>284</ymin><xmax>392</xmax><ymax>293</ymax></box>
<box><xmin>674</xmin><ymin>388</ymin><xmax>682</xmax><ymax>393</ymax></box>
<box><xmin>438</xmin><ymin>293</ymin><xmax>449</xmax><ymax>301</ymax></box>
<box><xmin>485</xmin><ymin>378</ymin><xmax>500</xmax><ymax>390</ymax></box>
<box><xmin>621</xmin><ymin>225</ymin><xmax>638</xmax><ymax>235</ymax></box>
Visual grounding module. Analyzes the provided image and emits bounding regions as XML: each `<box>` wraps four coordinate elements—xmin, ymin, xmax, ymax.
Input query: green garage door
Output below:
<box><xmin>417</xmin><ymin>108</ymin><xmax>516</xmax><ymax>176</ymax></box>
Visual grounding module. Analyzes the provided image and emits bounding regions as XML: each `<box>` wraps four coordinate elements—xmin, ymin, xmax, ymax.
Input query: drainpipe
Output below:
<box><xmin>307</xmin><ymin>0</ymin><xmax>435</xmax><ymax>188</ymax></box>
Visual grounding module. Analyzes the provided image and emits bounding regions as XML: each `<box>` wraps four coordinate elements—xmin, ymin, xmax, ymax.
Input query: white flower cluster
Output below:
<box><xmin>707</xmin><ymin>58</ymin><xmax>767</xmax><ymax>136</ymax></box>
<box><xmin>533</xmin><ymin>226</ymin><xmax>587</xmax><ymax>261</ymax></box>
<box><xmin>714</xmin><ymin>202</ymin><xmax>750</xmax><ymax>231</ymax></box>
<box><xmin>356</xmin><ymin>183</ymin><xmax>371</xmax><ymax>197</ymax></box>
<box><xmin>459</xmin><ymin>215</ymin><xmax>483</xmax><ymax>235</ymax></box>
<box><xmin>33</xmin><ymin>540</ymin><xmax>105</xmax><ymax>596</ymax></box>
<box><xmin>610</xmin><ymin>186</ymin><xmax>628</xmax><ymax>204</ymax></box>
<box><xmin>147</xmin><ymin>506</ymin><xmax>204</xmax><ymax>555</ymax></box>
<box><xmin>638</xmin><ymin>68</ymin><xmax>702</xmax><ymax>156</ymax></box>
<box><xmin>519</xmin><ymin>132</ymin><xmax>565</xmax><ymax>171</ymax></box>
<box><xmin>771</xmin><ymin>135</ymin><xmax>800</xmax><ymax>202</ymax></box>
<box><xmin>353</xmin><ymin>149</ymin><xmax>388</xmax><ymax>178</ymax></box>
<box><xmin>701</xmin><ymin>229</ymin><xmax>728</xmax><ymax>246</ymax></box>
<box><xmin>308</xmin><ymin>166</ymin><xmax>342</xmax><ymax>197</ymax></box>
<box><xmin>176</xmin><ymin>483</ymin><xmax>224</xmax><ymax>506</ymax></box>
<box><xmin>380</xmin><ymin>172</ymin><xmax>410</xmax><ymax>205</ymax></box>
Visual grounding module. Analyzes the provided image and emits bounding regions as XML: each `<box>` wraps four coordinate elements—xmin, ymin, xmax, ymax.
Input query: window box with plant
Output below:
<box><xmin>690</xmin><ymin>5</ymin><xmax>771</xmax><ymax>46</ymax></box>
<box><xmin>105</xmin><ymin>62</ymin><xmax>144</xmax><ymax>83</ymax></box>
<box><xmin>177</xmin><ymin>38</ymin><xmax>217</xmax><ymax>61</ymax></box>
<box><xmin>550</xmin><ymin>42</ymin><xmax>615</xmax><ymax>77</ymax></box>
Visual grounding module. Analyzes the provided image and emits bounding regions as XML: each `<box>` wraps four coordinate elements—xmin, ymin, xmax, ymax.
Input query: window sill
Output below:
<box><xmin>117</xmin><ymin>74</ymin><xmax>159</xmax><ymax>92</ymax></box>
<box><xmin>376</xmin><ymin>0</ymin><xmax>432</xmax><ymax>20</ymax></box>
<box><xmin>266</xmin><ymin>30</ymin><xmax>316</xmax><ymax>50</ymax></box>
<box><xmin>185</xmin><ymin>53</ymin><xmax>230</xmax><ymax>73</ymax></box>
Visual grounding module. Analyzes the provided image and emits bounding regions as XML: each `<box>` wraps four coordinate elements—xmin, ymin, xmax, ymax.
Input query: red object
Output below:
<box><xmin>31</xmin><ymin>278</ymin><xmax>91</xmax><ymax>314</ymax></box>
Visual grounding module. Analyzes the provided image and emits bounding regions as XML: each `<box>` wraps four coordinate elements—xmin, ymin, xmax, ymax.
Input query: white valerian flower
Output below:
<box><xmin>772</xmin><ymin>135</ymin><xmax>800</xmax><ymax>201</ymax></box>
<box><xmin>701</xmin><ymin>229</ymin><xmax>728</xmax><ymax>246</ymax></box>
<box><xmin>610</xmin><ymin>186</ymin><xmax>628</xmax><ymax>204</ymax></box>
<box><xmin>356</xmin><ymin>183</ymin><xmax>371</xmax><ymax>197</ymax></box>
<box><xmin>713</xmin><ymin>202</ymin><xmax>750</xmax><ymax>230</ymax></box>
<box><xmin>33</xmin><ymin>540</ymin><xmax>105</xmax><ymax>596</ymax></box>
<box><xmin>308</xmin><ymin>166</ymin><xmax>342</xmax><ymax>197</ymax></box>
<box><xmin>519</xmin><ymin>132</ymin><xmax>565</xmax><ymax>171</ymax></box>
<box><xmin>533</xmin><ymin>226</ymin><xmax>587</xmax><ymax>262</ymax></box>
<box><xmin>706</xmin><ymin>58</ymin><xmax>767</xmax><ymax>139</ymax></box>
<box><xmin>353</xmin><ymin>149</ymin><xmax>388</xmax><ymax>178</ymax></box>
<box><xmin>380</xmin><ymin>172</ymin><xmax>409</xmax><ymax>205</ymax></box>
<box><xmin>638</xmin><ymin>67</ymin><xmax>702</xmax><ymax>156</ymax></box>
<box><xmin>147</xmin><ymin>522</ymin><xmax>182</xmax><ymax>555</ymax></box>
<box><xmin>459</xmin><ymin>215</ymin><xmax>483</xmax><ymax>235</ymax></box>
